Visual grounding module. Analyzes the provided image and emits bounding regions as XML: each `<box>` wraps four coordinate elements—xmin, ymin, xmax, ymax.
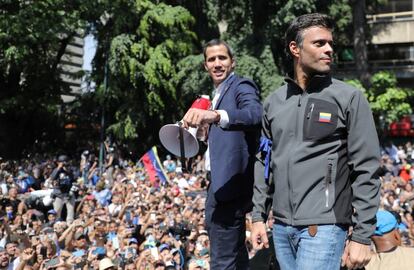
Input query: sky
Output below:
<box><xmin>81</xmin><ymin>34</ymin><xmax>97</xmax><ymax>92</ymax></box>
<box><xmin>83</xmin><ymin>34</ymin><xmax>97</xmax><ymax>72</ymax></box>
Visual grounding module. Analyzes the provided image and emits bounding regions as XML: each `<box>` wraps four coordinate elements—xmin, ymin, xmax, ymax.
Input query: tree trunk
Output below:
<box><xmin>352</xmin><ymin>0</ymin><xmax>370</xmax><ymax>88</ymax></box>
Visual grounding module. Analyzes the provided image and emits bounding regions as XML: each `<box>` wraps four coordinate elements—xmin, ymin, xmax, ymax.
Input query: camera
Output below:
<box><xmin>69</xmin><ymin>183</ymin><xmax>79</xmax><ymax>197</ymax></box>
<box><xmin>169</xmin><ymin>224</ymin><xmax>191</xmax><ymax>240</ymax></box>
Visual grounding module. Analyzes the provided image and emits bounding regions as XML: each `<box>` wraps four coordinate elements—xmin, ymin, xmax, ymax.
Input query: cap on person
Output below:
<box><xmin>57</xmin><ymin>155</ymin><xmax>69</xmax><ymax>162</ymax></box>
<box><xmin>374</xmin><ymin>210</ymin><xmax>398</xmax><ymax>236</ymax></box>
<box><xmin>74</xmin><ymin>231</ymin><xmax>87</xmax><ymax>240</ymax></box>
<box><xmin>99</xmin><ymin>257</ymin><xmax>115</xmax><ymax>270</ymax></box>
<box><xmin>48</xmin><ymin>209</ymin><xmax>57</xmax><ymax>216</ymax></box>
<box><xmin>159</xmin><ymin>243</ymin><xmax>170</xmax><ymax>252</ymax></box>
<box><xmin>128</xmin><ymin>238</ymin><xmax>138</xmax><ymax>244</ymax></box>
<box><xmin>154</xmin><ymin>260</ymin><xmax>165</xmax><ymax>267</ymax></box>
<box><xmin>198</xmin><ymin>230</ymin><xmax>208</xmax><ymax>236</ymax></box>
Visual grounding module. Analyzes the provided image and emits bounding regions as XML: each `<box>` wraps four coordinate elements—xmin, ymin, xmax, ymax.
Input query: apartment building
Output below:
<box><xmin>60</xmin><ymin>34</ymin><xmax>84</xmax><ymax>103</ymax></box>
<box><xmin>336</xmin><ymin>0</ymin><xmax>414</xmax><ymax>88</ymax></box>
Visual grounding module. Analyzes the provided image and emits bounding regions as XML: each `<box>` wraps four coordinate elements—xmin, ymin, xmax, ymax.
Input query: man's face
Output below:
<box><xmin>204</xmin><ymin>44</ymin><xmax>235</xmax><ymax>87</ymax></box>
<box><xmin>0</xmin><ymin>251</ymin><xmax>9</xmax><ymax>267</ymax></box>
<box><xmin>48</xmin><ymin>214</ymin><xmax>56</xmax><ymax>223</ymax></box>
<box><xmin>291</xmin><ymin>26</ymin><xmax>333</xmax><ymax>75</ymax></box>
<box><xmin>125</xmin><ymin>263</ymin><xmax>135</xmax><ymax>270</ymax></box>
<box><xmin>8</xmin><ymin>188</ymin><xmax>17</xmax><ymax>198</ymax></box>
<box><xmin>5</xmin><ymin>243</ymin><xmax>17</xmax><ymax>256</ymax></box>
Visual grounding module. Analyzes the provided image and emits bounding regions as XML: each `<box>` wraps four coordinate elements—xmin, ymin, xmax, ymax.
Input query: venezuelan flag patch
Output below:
<box><xmin>318</xmin><ymin>112</ymin><xmax>331</xmax><ymax>123</ymax></box>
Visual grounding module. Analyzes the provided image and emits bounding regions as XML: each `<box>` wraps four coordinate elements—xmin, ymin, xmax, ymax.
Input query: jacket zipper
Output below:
<box><xmin>289</xmin><ymin>93</ymin><xmax>305</xmax><ymax>224</ymax></box>
<box><xmin>325</xmin><ymin>163</ymin><xmax>332</xmax><ymax>207</ymax></box>
<box><xmin>307</xmin><ymin>103</ymin><xmax>314</xmax><ymax>119</ymax></box>
<box><xmin>305</xmin><ymin>103</ymin><xmax>314</xmax><ymax>138</ymax></box>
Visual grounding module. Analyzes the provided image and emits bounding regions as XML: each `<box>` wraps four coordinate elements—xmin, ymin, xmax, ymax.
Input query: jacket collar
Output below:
<box><xmin>285</xmin><ymin>73</ymin><xmax>332</xmax><ymax>94</ymax></box>
<box><xmin>213</xmin><ymin>73</ymin><xmax>237</xmax><ymax>109</ymax></box>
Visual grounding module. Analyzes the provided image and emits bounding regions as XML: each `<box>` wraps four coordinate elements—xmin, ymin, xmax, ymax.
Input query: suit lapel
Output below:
<box><xmin>214</xmin><ymin>75</ymin><xmax>237</xmax><ymax>110</ymax></box>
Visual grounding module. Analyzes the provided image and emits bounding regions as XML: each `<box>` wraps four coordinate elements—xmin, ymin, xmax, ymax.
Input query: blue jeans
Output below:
<box><xmin>272</xmin><ymin>223</ymin><xmax>347</xmax><ymax>270</ymax></box>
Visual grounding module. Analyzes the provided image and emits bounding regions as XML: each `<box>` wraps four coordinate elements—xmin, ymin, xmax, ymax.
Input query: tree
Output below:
<box><xmin>351</xmin><ymin>0</ymin><xmax>370</xmax><ymax>87</ymax></box>
<box><xmin>346</xmin><ymin>71</ymin><xmax>412</xmax><ymax>132</ymax></box>
<box><xmin>90</xmin><ymin>0</ymin><xmax>197</xmax><ymax>155</ymax></box>
<box><xmin>0</xmin><ymin>0</ymin><xmax>102</xmax><ymax>157</ymax></box>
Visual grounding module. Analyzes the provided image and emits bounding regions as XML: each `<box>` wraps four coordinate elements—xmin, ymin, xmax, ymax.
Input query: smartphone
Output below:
<box><xmin>150</xmin><ymin>247</ymin><xmax>159</xmax><ymax>260</ymax></box>
<box><xmin>92</xmin><ymin>247</ymin><xmax>106</xmax><ymax>255</ymax></box>
<box><xmin>40</xmin><ymin>246</ymin><xmax>48</xmax><ymax>257</ymax></box>
<box><xmin>150</xmin><ymin>213</ymin><xmax>156</xmax><ymax>221</ymax></box>
<box><xmin>125</xmin><ymin>210</ymin><xmax>131</xmax><ymax>223</ymax></box>
<box><xmin>45</xmin><ymin>257</ymin><xmax>60</xmax><ymax>268</ymax></box>
<box><xmin>73</xmin><ymin>250</ymin><xmax>85</xmax><ymax>257</ymax></box>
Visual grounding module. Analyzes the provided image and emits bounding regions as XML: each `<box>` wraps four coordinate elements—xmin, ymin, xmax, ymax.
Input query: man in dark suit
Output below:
<box><xmin>183</xmin><ymin>39</ymin><xmax>262</xmax><ymax>269</ymax></box>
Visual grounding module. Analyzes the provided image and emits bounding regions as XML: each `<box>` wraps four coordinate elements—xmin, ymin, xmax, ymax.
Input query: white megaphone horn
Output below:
<box><xmin>159</xmin><ymin>95</ymin><xmax>211</xmax><ymax>158</ymax></box>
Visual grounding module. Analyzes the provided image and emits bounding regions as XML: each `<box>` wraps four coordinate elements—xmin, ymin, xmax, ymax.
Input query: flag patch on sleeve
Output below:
<box><xmin>318</xmin><ymin>112</ymin><xmax>331</xmax><ymax>123</ymax></box>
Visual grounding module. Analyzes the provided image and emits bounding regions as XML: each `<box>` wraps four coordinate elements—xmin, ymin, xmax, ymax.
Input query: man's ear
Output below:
<box><xmin>203</xmin><ymin>62</ymin><xmax>208</xmax><ymax>71</ymax></box>
<box><xmin>289</xmin><ymin>41</ymin><xmax>300</xmax><ymax>58</ymax></box>
<box><xmin>231</xmin><ymin>59</ymin><xmax>236</xmax><ymax>69</ymax></box>
<box><xmin>394</xmin><ymin>229</ymin><xmax>402</xmax><ymax>246</ymax></box>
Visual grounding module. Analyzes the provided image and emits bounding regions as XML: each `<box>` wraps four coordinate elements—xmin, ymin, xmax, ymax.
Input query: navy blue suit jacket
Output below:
<box><xmin>208</xmin><ymin>75</ymin><xmax>262</xmax><ymax>202</ymax></box>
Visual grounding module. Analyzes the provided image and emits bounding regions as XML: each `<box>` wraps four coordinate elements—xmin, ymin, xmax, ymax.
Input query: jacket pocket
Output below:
<box><xmin>303</xmin><ymin>98</ymin><xmax>338</xmax><ymax>141</ymax></box>
<box><xmin>324</xmin><ymin>158</ymin><xmax>336</xmax><ymax>208</ymax></box>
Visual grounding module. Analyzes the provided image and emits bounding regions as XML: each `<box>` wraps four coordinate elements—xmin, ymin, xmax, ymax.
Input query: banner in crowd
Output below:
<box><xmin>140</xmin><ymin>146</ymin><xmax>168</xmax><ymax>184</ymax></box>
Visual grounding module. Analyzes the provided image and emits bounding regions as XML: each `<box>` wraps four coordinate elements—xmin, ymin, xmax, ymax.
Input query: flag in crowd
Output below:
<box><xmin>140</xmin><ymin>146</ymin><xmax>168</xmax><ymax>184</ymax></box>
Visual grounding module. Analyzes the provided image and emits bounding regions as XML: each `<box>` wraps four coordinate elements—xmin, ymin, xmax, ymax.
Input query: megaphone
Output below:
<box><xmin>159</xmin><ymin>95</ymin><xmax>211</xmax><ymax>158</ymax></box>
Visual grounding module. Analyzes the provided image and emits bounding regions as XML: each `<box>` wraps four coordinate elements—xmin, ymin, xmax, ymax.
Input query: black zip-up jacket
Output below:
<box><xmin>252</xmin><ymin>75</ymin><xmax>381</xmax><ymax>245</ymax></box>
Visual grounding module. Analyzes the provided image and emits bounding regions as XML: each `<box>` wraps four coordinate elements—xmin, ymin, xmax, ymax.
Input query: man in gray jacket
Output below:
<box><xmin>251</xmin><ymin>13</ymin><xmax>381</xmax><ymax>270</ymax></box>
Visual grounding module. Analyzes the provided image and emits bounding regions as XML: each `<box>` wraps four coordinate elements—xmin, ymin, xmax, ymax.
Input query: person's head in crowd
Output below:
<box><xmin>5</xmin><ymin>241</ymin><xmax>18</xmax><ymax>258</ymax></box>
<box><xmin>30</xmin><ymin>215</ymin><xmax>43</xmax><ymax>233</ymax></box>
<box><xmin>174</xmin><ymin>213</ymin><xmax>183</xmax><ymax>225</ymax></box>
<box><xmin>47</xmin><ymin>209</ymin><xmax>57</xmax><ymax>223</ymax></box>
<box><xmin>57</xmin><ymin>154</ymin><xmax>69</xmax><ymax>167</ymax></box>
<box><xmin>371</xmin><ymin>210</ymin><xmax>401</xmax><ymax>252</ymax></box>
<box><xmin>404</xmin><ymin>182</ymin><xmax>413</xmax><ymax>193</ymax></box>
<box><xmin>5</xmin><ymin>204</ymin><xmax>14</xmax><ymax>219</ymax></box>
<box><xmin>30</xmin><ymin>233</ymin><xmax>41</xmax><ymax>247</ymax></box>
<box><xmin>99</xmin><ymin>257</ymin><xmax>116</xmax><ymax>270</ymax></box>
<box><xmin>128</xmin><ymin>237</ymin><xmax>139</xmax><ymax>250</ymax></box>
<box><xmin>154</xmin><ymin>260</ymin><xmax>166</xmax><ymax>270</ymax></box>
<box><xmin>124</xmin><ymin>262</ymin><xmax>136</xmax><ymax>270</ymax></box>
<box><xmin>43</xmin><ymin>239</ymin><xmax>58</xmax><ymax>259</ymax></box>
<box><xmin>108</xmin><ymin>221</ymin><xmax>117</xmax><ymax>234</ymax></box>
<box><xmin>0</xmin><ymin>247</ymin><xmax>10</xmax><ymax>268</ymax></box>
<box><xmin>73</xmin><ymin>230</ymin><xmax>88</xmax><ymax>250</ymax></box>
<box><xmin>53</xmin><ymin>221</ymin><xmax>67</xmax><ymax>236</ymax></box>
<box><xmin>111</xmin><ymin>193</ymin><xmax>122</xmax><ymax>205</ymax></box>
<box><xmin>159</xmin><ymin>243</ymin><xmax>171</xmax><ymax>260</ymax></box>
<box><xmin>95</xmin><ymin>181</ymin><xmax>106</xmax><ymax>192</ymax></box>
<box><xmin>8</xmin><ymin>187</ymin><xmax>18</xmax><ymax>200</ymax></box>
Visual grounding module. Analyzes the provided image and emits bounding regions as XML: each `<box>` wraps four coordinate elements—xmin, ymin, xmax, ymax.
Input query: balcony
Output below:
<box><xmin>367</xmin><ymin>11</ymin><xmax>414</xmax><ymax>44</ymax></box>
<box><xmin>334</xmin><ymin>11</ymin><xmax>414</xmax><ymax>85</ymax></box>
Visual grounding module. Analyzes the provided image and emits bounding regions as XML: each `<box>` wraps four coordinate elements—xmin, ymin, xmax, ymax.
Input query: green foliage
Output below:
<box><xmin>369</xmin><ymin>70</ymin><xmax>398</xmax><ymax>96</ymax></box>
<box><xmin>0</xmin><ymin>0</ymin><xmax>102</xmax><ymax>157</ymax></box>
<box><xmin>91</xmin><ymin>0</ymin><xmax>197</xmax><ymax>153</ymax></box>
<box><xmin>347</xmin><ymin>71</ymin><xmax>412</xmax><ymax>127</ymax></box>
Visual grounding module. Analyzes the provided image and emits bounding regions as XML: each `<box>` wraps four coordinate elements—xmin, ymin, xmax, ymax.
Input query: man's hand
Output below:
<box><xmin>341</xmin><ymin>240</ymin><xmax>371</xmax><ymax>269</ymax></box>
<box><xmin>251</xmin><ymin>221</ymin><xmax>269</xmax><ymax>250</ymax></box>
<box><xmin>182</xmin><ymin>108</ymin><xmax>219</xmax><ymax>128</ymax></box>
<box><xmin>21</xmin><ymin>248</ymin><xmax>35</xmax><ymax>262</ymax></box>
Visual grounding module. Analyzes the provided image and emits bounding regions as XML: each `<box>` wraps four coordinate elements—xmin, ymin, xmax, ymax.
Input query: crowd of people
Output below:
<box><xmin>0</xmin><ymin>147</ymin><xmax>210</xmax><ymax>270</ymax></box>
<box><xmin>0</xmin><ymin>139</ymin><xmax>413</xmax><ymax>269</ymax></box>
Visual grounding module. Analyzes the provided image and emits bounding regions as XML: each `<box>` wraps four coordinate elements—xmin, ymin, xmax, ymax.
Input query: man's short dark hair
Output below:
<box><xmin>203</xmin><ymin>39</ymin><xmax>234</xmax><ymax>61</ymax></box>
<box><xmin>285</xmin><ymin>13</ymin><xmax>334</xmax><ymax>58</ymax></box>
